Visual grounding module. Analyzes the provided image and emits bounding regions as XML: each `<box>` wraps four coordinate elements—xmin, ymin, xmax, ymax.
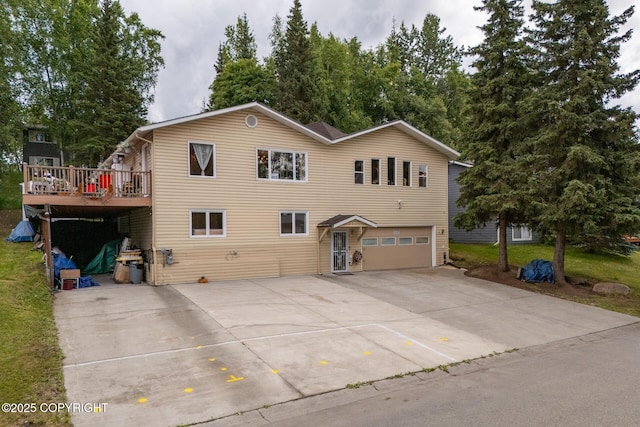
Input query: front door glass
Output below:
<box><xmin>332</xmin><ymin>231</ymin><xmax>348</xmax><ymax>273</ymax></box>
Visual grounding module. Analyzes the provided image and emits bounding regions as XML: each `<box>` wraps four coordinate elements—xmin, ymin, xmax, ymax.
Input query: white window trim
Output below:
<box><xmin>399</xmin><ymin>237</ymin><xmax>413</xmax><ymax>245</ymax></box>
<box><xmin>188</xmin><ymin>141</ymin><xmax>216</xmax><ymax>178</ymax></box>
<box><xmin>381</xmin><ymin>237</ymin><xmax>396</xmax><ymax>246</ymax></box>
<box><xmin>355</xmin><ymin>160</ymin><xmax>365</xmax><ymax>184</ymax></box>
<box><xmin>362</xmin><ymin>237</ymin><xmax>378</xmax><ymax>246</ymax></box>
<box><xmin>189</xmin><ymin>209</ymin><xmax>226</xmax><ymax>238</ymax></box>
<box><xmin>419</xmin><ymin>164</ymin><xmax>428</xmax><ymax>188</ymax></box>
<box><xmin>30</xmin><ymin>156</ymin><xmax>59</xmax><ymax>166</ymax></box>
<box><xmin>279</xmin><ymin>211</ymin><xmax>309</xmax><ymax>236</ymax></box>
<box><xmin>29</xmin><ymin>130</ymin><xmax>53</xmax><ymax>143</ymax></box>
<box><xmin>257</xmin><ymin>148</ymin><xmax>308</xmax><ymax>182</ymax></box>
<box><xmin>387</xmin><ymin>157</ymin><xmax>397</xmax><ymax>186</ymax></box>
<box><xmin>371</xmin><ymin>158</ymin><xmax>381</xmax><ymax>186</ymax></box>
<box><xmin>512</xmin><ymin>226</ymin><xmax>533</xmax><ymax>242</ymax></box>
<box><xmin>403</xmin><ymin>161</ymin><xmax>412</xmax><ymax>187</ymax></box>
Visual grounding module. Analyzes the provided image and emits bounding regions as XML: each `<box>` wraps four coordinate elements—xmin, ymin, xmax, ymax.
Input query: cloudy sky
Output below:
<box><xmin>119</xmin><ymin>0</ymin><xmax>640</xmax><ymax>124</ymax></box>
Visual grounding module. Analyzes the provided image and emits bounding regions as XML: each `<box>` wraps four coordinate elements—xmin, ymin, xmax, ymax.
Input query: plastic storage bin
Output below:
<box><xmin>129</xmin><ymin>262</ymin><xmax>143</xmax><ymax>284</ymax></box>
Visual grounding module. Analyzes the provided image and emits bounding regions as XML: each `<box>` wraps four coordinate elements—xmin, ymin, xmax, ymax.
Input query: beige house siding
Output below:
<box><xmin>126</xmin><ymin>207</ymin><xmax>154</xmax><ymax>282</ymax></box>
<box><xmin>147</xmin><ymin>109</ymin><xmax>451</xmax><ymax>284</ymax></box>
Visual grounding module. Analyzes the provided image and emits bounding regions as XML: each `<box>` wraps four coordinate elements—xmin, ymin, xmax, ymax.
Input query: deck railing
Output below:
<box><xmin>23</xmin><ymin>163</ymin><xmax>151</xmax><ymax>198</ymax></box>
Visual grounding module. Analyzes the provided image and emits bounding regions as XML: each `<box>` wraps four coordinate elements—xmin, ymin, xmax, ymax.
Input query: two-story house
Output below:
<box><xmin>448</xmin><ymin>161</ymin><xmax>539</xmax><ymax>244</ymax></box>
<box><xmin>23</xmin><ymin>103</ymin><xmax>459</xmax><ymax>285</ymax></box>
<box><xmin>23</xmin><ymin>125</ymin><xmax>63</xmax><ymax>167</ymax></box>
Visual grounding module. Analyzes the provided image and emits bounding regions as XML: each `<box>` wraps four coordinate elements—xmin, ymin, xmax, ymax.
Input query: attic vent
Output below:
<box><xmin>245</xmin><ymin>114</ymin><xmax>258</xmax><ymax>128</ymax></box>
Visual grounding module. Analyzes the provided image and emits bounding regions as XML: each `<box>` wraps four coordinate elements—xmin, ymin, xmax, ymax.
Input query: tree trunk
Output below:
<box><xmin>498</xmin><ymin>213</ymin><xmax>509</xmax><ymax>272</ymax></box>
<box><xmin>553</xmin><ymin>229</ymin><xmax>567</xmax><ymax>285</ymax></box>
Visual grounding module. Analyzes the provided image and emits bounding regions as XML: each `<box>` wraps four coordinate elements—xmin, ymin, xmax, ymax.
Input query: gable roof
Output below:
<box><xmin>123</xmin><ymin>102</ymin><xmax>459</xmax><ymax>160</ymax></box>
<box><xmin>317</xmin><ymin>214</ymin><xmax>377</xmax><ymax>228</ymax></box>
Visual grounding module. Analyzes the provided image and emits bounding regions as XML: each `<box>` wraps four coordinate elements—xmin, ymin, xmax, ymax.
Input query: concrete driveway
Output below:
<box><xmin>54</xmin><ymin>268</ymin><xmax>638</xmax><ymax>426</ymax></box>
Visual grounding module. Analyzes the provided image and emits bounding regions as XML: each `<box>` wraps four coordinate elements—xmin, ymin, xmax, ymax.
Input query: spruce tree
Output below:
<box><xmin>526</xmin><ymin>1</ymin><xmax>640</xmax><ymax>283</ymax></box>
<box><xmin>273</xmin><ymin>0</ymin><xmax>316</xmax><ymax>124</ymax></box>
<box><xmin>208</xmin><ymin>13</ymin><xmax>274</xmax><ymax>111</ymax></box>
<box><xmin>456</xmin><ymin>0</ymin><xmax>530</xmax><ymax>272</ymax></box>
<box><xmin>72</xmin><ymin>0</ymin><xmax>163</xmax><ymax>166</ymax></box>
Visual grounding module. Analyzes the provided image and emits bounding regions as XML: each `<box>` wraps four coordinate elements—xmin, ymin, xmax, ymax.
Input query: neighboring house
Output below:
<box><xmin>448</xmin><ymin>161</ymin><xmax>538</xmax><ymax>244</ymax></box>
<box><xmin>23</xmin><ymin>125</ymin><xmax>63</xmax><ymax>167</ymax></box>
<box><xmin>23</xmin><ymin>103</ymin><xmax>459</xmax><ymax>285</ymax></box>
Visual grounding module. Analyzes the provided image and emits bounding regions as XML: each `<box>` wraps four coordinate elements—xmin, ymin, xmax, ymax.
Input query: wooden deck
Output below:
<box><xmin>22</xmin><ymin>163</ymin><xmax>151</xmax><ymax>215</ymax></box>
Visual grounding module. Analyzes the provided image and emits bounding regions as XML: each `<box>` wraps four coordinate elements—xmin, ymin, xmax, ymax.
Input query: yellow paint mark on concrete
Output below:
<box><xmin>220</xmin><ymin>367</ymin><xmax>227</xmax><ymax>371</ymax></box>
<box><xmin>137</xmin><ymin>398</ymin><xmax>148</xmax><ymax>403</ymax></box>
<box><xmin>406</xmin><ymin>341</ymin><xmax>413</xmax><ymax>346</ymax></box>
<box><xmin>196</xmin><ymin>345</ymin><xmax>203</xmax><ymax>349</ymax></box>
<box><xmin>320</xmin><ymin>360</ymin><xmax>328</xmax><ymax>365</ymax></box>
<box><xmin>272</xmin><ymin>369</ymin><xmax>280</xmax><ymax>374</ymax></box>
<box><xmin>94</xmin><ymin>407</ymin><xmax>102</xmax><ymax>412</ymax></box>
<box><xmin>226</xmin><ymin>375</ymin><xmax>244</xmax><ymax>383</ymax></box>
<box><xmin>184</xmin><ymin>387</ymin><xmax>193</xmax><ymax>393</ymax></box>
<box><xmin>439</xmin><ymin>337</ymin><xmax>449</xmax><ymax>342</ymax></box>
<box><xmin>363</xmin><ymin>351</ymin><xmax>372</xmax><ymax>356</ymax></box>
<box><xmin>209</xmin><ymin>358</ymin><xmax>216</xmax><ymax>362</ymax></box>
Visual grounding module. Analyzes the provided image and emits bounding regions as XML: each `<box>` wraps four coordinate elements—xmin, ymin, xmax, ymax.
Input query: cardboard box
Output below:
<box><xmin>60</xmin><ymin>269</ymin><xmax>80</xmax><ymax>279</ymax></box>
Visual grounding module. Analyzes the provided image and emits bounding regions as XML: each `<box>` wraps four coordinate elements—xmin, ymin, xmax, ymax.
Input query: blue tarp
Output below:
<box><xmin>5</xmin><ymin>220</ymin><xmax>35</xmax><ymax>242</ymax></box>
<box><xmin>522</xmin><ymin>259</ymin><xmax>555</xmax><ymax>284</ymax></box>
<box><xmin>54</xmin><ymin>253</ymin><xmax>77</xmax><ymax>279</ymax></box>
<box><xmin>78</xmin><ymin>276</ymin><xmax>100</xmax><ymax>288</ymax></box>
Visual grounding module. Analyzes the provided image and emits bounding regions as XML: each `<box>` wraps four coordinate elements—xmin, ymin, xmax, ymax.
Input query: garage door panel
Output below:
<box><xmin>361</xmin><ymin>227</ymin><xmax>431</xmax><ymax>271</ymax></box>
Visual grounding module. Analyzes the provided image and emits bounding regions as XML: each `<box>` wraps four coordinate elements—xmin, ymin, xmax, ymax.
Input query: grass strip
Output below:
<box><xmin>0</xmin><ymin>213</ymin><xmax>70</xmax><ymax>427</ymax></box>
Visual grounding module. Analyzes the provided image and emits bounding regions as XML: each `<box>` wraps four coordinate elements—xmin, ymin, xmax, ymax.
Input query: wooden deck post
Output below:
<box><xmin>23</xmin><ymin>163</ymin><xmax>28</xmax><ymax>194</ymax></box>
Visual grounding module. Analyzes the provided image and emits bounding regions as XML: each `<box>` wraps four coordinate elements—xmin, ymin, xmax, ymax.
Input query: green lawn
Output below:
<box><xmin>449</xmin><ymin>242</ymin><xmax>640</xmax><ymax>291</ymax></box>
<box><xmin>450</xmin><ymin>242</ymin><xmax>640</xmax><ymax>317</ymax></box>
<box><xmin>0</xmin><ymin>211</ymin><xmax>70</xmax><ymax>427</ymax></box>
<box><xmin>0</xmin><ymin>170</ymin><xmax>24</xmax><ymax>210</ymax></box>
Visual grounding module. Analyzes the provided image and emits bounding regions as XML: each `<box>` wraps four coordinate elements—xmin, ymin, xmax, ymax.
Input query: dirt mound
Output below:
<box><xmin>465</xmin><ymin>264</ymin><xmax>594</xmax><ymax>298</ymax></box>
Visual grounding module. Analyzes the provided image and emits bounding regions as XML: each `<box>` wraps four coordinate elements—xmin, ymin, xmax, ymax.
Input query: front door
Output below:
<box><xmin>332</xmin><ymin>231</ymin><xmax>348</xmax><ymax>273</ymax></box>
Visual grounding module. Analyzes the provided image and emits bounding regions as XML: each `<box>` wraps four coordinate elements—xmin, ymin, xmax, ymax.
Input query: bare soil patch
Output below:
<box><xmin>465</xmin><ymin>264</ymin><xmax>592</xmax><ymax>297</ymax></box>
<box><xmin>465</xmin><ymin>264</ymin><xmax>640</xmax><ymax>316</ymax></box>
<box><xmin>0</xmin><ymin>209</ymin><xmax>22</xmax><ymax>233</ymax></box>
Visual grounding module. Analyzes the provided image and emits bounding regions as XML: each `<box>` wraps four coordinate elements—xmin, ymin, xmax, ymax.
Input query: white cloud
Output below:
<box><xmin>120</xmin><ymin>0</ymin><xmax>639</xmax><ymax>124</ymax></box>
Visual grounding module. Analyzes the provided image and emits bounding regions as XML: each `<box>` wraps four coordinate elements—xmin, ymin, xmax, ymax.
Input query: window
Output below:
<box><xmin>190</xmin><ymin>210</ymin><xmax>225</xmax><ymax>237</ymax></box>
<box><xmin>280</xmin><ymin>212</ymin><xmax>308</xmax><ymax>236</ymax></box>
<box><xmin>387</xmin><ymin>157</ymin><xmax>396</xmax><ymax>185</ymax></box>
<box><xmin>399</xmin><ymin>237</ymin><xmax>413</xmax><ymax>245</ymax></box>
<box><xmin>371</xmin><ymin>159</ymin><xmax>380</xmax><ymax>185</ymax></box>
<box><xmin>189</xmin><ymin>142</ymin><xmax>215</xmax><ymax>177</ymax></box>
<box><xmin>381</xmin><ymin>237</ymin><xmax>396</xmax><ymax>246</ymax></box>
<box><xmin>419</xmin><ymin>165</ymin><xmax>428</xmax><ymax>188</ymax></box>
<box><xmin>416</xmin><ymin>236</ymin><xmax>430</xmax><ymax>245</ymax></box>
<box><xmin>403</xmin><ymin>161</ymin><xmax>411</xmax><ymax>186</ymax></box>
<box><xmin>512</xmin><ymin>226</ymin><xmax>532</xmax><ymax>241</ymax></box>
<box><xmin>31</xmin><ymin>156</ymin><xmax>57</xmax><ymax>166</ymax></box>
<box><xmin>29</xmin><ymin>130</ymin><xmax>52</xmax><ymax>143</ymax></box>
<box><xmin>257</xmin><ymin>149</ymin><xmax>306</xmax><ymax>181</ymax></box>
<box><xmin>362</xmin><ymin>238</ymin><xmax>378</xmax><ymax>246</ymax></box>
<box><xmin>354</xmin><ymin>160</ymin><xmax>364</xmax><ymax>184</ymax></box>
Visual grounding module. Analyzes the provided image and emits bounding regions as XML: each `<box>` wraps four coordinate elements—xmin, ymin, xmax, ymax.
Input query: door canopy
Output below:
<box><xmin>317</xmin><ymin>214</ymin><xmax>377</xmax><ymax>242</ymax></box>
